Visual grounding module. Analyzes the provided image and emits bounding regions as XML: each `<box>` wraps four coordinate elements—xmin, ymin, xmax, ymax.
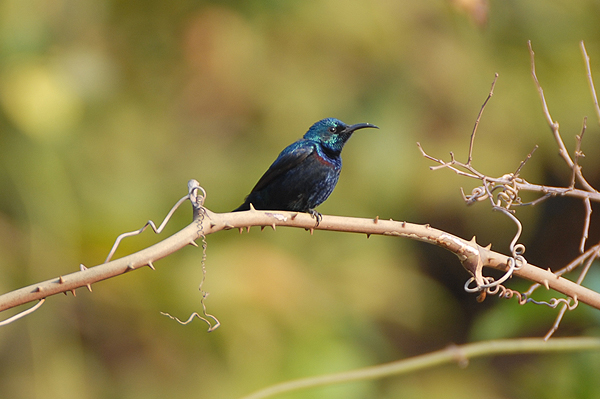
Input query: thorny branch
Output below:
<box><xmin>1</xmin><ymin>179</ymin><xmax>600</xmax><ymax>330</ymax></box>
<box><xmin>419</xmin><ymin>41</ymin><xmax>600</xmax><ymax>339</ymax></box>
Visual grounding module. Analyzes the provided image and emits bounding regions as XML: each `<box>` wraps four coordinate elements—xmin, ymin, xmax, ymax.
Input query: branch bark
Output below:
<box><xmin>2</xmin><ymin>206</ymin><xmax>600</xmax><ymax>315</ymax></box>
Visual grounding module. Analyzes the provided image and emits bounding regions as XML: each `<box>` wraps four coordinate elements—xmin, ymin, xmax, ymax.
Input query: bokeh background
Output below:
<box><xmin>2</xmin><ymin>0</ymin><xmax>600</xmax><ymax>398</ymax></box>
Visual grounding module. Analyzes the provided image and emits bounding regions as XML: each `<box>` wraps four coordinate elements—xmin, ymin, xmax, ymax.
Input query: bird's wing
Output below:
<box><xmin>250</xmin><ymin>141</ymin><xmax>315</xmax><ymax>193</ymax></box>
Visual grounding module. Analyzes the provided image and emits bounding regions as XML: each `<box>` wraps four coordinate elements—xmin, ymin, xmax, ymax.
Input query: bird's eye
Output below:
<box><xmin>328</xmin><ymin>126</ymin><xmax>337</xmax><ymax>133</ymax></box>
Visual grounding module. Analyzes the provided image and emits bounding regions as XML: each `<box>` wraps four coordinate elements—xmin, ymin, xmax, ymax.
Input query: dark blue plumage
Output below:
<box><xmin>233</xmin><ymin>118</ymin><xmax>378</xmax><ymax>217</ymax></box>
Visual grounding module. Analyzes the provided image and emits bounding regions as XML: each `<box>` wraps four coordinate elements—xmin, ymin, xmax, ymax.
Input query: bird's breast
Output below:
<box><xmin>313</xmin><ymin>148</ymin><xmax>341</xmax><ymax>170</ymax></box>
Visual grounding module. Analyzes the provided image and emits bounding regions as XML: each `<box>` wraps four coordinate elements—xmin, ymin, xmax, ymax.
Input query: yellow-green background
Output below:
<box><xmin>1</xmin><ymin>0</ymin><xmax>600</xmax><ymax>398</ymax></box>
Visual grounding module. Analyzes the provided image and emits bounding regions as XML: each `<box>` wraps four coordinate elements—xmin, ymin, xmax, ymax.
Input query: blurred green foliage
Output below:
<box><xmin>1</xmin><ymin>0</ymin><xmax>600</xmax><ymax>398</ymax></box>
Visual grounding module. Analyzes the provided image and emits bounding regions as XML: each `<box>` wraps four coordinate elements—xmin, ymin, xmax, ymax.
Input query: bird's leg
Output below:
<box><xmin>308</xmin><ymin>209</ymin><xmax>322</xmax><ymax>227</ymax></box>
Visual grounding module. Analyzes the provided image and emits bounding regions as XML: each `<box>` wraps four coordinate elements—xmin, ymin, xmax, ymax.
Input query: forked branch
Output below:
<box><xmin>420</xmin><ymin>41</ymin><xmax>600</xmax><ymax>339</ymax></box>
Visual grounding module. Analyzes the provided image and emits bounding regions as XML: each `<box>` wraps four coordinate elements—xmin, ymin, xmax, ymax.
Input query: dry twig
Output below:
<box><xmin>420</xmin><ymin>41</ymin><xmax>600</xmax><ymax>338</ymax></box>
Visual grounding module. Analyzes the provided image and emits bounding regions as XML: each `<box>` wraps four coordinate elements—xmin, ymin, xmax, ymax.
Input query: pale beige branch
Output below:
<box><xmin>468</xmin><ymin>73</ymin><xmax>498</xmax><ymax>165</ymax></box>
<box><xmin>544</xmin><ymin>249</ymin><xmax>599</xmax><ymax>340</ymax></box>
<box><xmin>581</xmin><ymin>41</ymin><xmax>600</xmax><ymax>125</ymax></box>
<box><xmin>2</xmin><ymin>205</ymin><xmax>600</xmax><ymax>316</ymax></box>
<box><xmin>528</xmin><ymin>40</ymin><xmax>597</xmax><ymax>193</ymax></box>
<box><xmin>419</xmin><ymin>142</ymin><xmax>600</xmax><ymax>204</ymax></box>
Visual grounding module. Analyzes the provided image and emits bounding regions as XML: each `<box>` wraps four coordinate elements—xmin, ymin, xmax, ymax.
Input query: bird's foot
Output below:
<box><xmin>308</xmin><ymin>209</ymin><xmax>322</xmax><ymax>227</ymax></box>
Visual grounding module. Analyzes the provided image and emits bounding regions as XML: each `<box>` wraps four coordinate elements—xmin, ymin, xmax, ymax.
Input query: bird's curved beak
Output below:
<box><xmin>345</xmin><ymin>122</ymin><xmax>379</xmax><ymax>133</ymax></box>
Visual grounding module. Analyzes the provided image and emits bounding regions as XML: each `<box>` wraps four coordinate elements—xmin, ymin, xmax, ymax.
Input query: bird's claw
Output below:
<box><xmin>308</xmin><ymin>209</ymin><xmax>322</xmax><ymax>227</ymax></box>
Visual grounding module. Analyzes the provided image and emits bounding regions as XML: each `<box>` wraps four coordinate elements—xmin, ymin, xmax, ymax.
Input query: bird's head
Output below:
<box><xmin>303</xmin><ymin>118</ymin><xmax>378</xmax><ymax>153</ymax></box>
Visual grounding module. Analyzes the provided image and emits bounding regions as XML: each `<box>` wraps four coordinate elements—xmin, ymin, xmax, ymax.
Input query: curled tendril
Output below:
<box><xmin>527</xmin><ymin>295</ymin><xmax>579</xmax><ymax>310</ymax></box>
<box><xmin>495</xmin><ymin>285</ymin><xmax>529</xmax><ymax>305</ymax></box>
<box><xmin>188</xmin><ymin>179</ymin><xmax>206</xmax><ymax>209</ymax></box>
<box><xmin>464</xmin><ymin>276</ymin><xmax>500</xmax><ymax>293</ymax></box>
<box><xmin>465</xmin><ymin>211</ymin><xmax>527</xmax><ymax>293</ymax></box>
<box><xmin>464</xmin><ymin>175</ymin><xmax>529</xmax><ymax>210</ymax></box>
<box><xmin>161</xmin><ymin>179</ymin><xmax>220</xmax><ymax>332</ymax></box>
<box><xmin>464</xmin><ymin>276</ymin><xmax>503</xmax><ymax>293</ymax></box>
<box><xmin>467</xmin><ymin>279</ymin><xmax>579</xmax><ymax>312</ymax></box>
<box><xmin>463</xmin><ymin>186</ymin><xmax>488</xmax><ymax>204</ymax></box>
<box><xmin>464</xmin><ymin>276</ymin><xmax>481</xmax><ymax>293</ymax></box>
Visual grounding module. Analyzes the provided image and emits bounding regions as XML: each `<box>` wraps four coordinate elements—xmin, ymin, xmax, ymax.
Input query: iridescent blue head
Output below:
<box><xmin>303</xmin><ymin>118</ymin><xmax>378</xmax><ymax>154</ymax></box>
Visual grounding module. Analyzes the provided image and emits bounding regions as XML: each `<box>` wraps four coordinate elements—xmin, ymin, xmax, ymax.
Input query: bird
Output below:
<box><xmin>233</xmin><ymin>118</ymin><xmax>378</xmax><ymax>222</ymax></box>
